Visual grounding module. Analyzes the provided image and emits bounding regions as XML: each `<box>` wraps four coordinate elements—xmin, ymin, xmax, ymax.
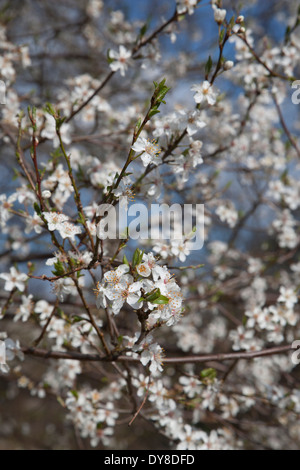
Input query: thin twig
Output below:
<box><xmin>33</xmin><ymin>298</ymin><xmax>59</xmax><ymax>347</ymax></box>
<box><xmin>128</xmin><ymin>378</ymin><xmax>150</xmax><ymax>426</ymax></box>
<box><xmin>273</xmin><ymin>93</ymin><xmax>300</xmax><ymax>159</ymax></box>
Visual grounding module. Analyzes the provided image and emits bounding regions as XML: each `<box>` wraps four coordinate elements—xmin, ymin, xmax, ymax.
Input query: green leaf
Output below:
<box><xmin>72</xmin><ymin>315</ymin><xmax>86</xmax><ymax>323</ymax></box>
<box><xmin>55</xmin><ymin>116</ymin><xmax>66</xmax><ymax>130</ymax></box>
<box><xmin>148</xmin><ymin>107</ymin><xmax>160</xmax><ymax>119</ymax></box>
<box><xmin>284</xmin><ymin>25</ymin><xmax>291</xmax><ymax>43</ymax></box>
<box><xmin>70</xmin><ymin>389</ymin><xmax>79</xmax><ymax>399</ymax></box>
<box><xmin>106</xmin><ymin>48</ymin><xmax>114</xmax><ymax>63</ymax></box>
<box><xmin>123</xmin><ymin>254</ymin><xmax>129</xmax><ymax>266</ymax></box>
<box><xmin>33</xmin><ymin>202</ymin><xmax>41</xmax><ymax>216</ymax></box>
<box><xmin>229</xmin><ymin>15</ymin><xmax>236</xmax><ymax>29</ymax></box>
<box><xmin>119</xmin><ymin>227</ymin><xmax>129</xmax><ymax>240</ymax></box>
<box><xmin>132</xmin><ymin>248</ymin><xmax>141</xmax><ymax>267</ymax></box>
<box><xmin>52</xmin><ymin>260</ymin><xmax>65</xmax><ymax>276</ymax></box>
<box><xmin>139</xmin><ymin>23</ymin><xmax>148</xmax><ymax>38</ymax></box>
<box><xmin>145</xmin><ymin>288</ymin><xmax>161</xmax><ymax>302</ymax></box>
<box><xmin>224</xmin><ymin>180</ymin><xmax>232</xmax><ymax>190</ymax></box>
<box><xmin>138</xmin><ymin>250</ymin><xmax>144</xmax><ymax>264</ymax></box>
<box><xmin>219</xmin><ymin>28</ymin><xmax>225</xmax><ymax>43</ymax></box>
<box><xmin>135</xmin><ymin>118</ymin><xmax>142</xmax><ymax>134</ymax></box>
<box><xmin>50</xmin><ymin>147</ymin><xmax>63</xmax><ymax>159</ymax></box>
<box><xmin>151</xmin><ymin>78</ymin><xmax>170</xmax><ymax>111</ymax></box>
<box><xmin>57</xmin><ymin>396</ymin><xmax>66</xmax><ymax>408</ymax></box>
<box><xmin>205</xmin><ymin>55</ymin><xmax>213</xmax><ymax>77</ymax></box>
<box><xmin>280</xmin><ymin>169</ymin><xmax>288</xmax><ymax>184</ymax></box>
<box><xmin>200</xmin><ymin>368</ymin><xmax>216</xmax><ymax>380</ymax></box>
<box><xmin>12</xmin><ymin>168</ymin><xmax>20</xmax><ymax>180</ymax></box>
<box><xmin>44</xmin><ymin>102</ymin><xmax>56</xmax><ymax>117</ymax></box>
<box><xmin>132</xmin><ymin>248</ymin><xmax>143</xmax><ymax>267</ymax></box>
<box><xmin>151</xmin><ymin>294</ymin><xmax>169</xmax><ymax>305</ymax></box>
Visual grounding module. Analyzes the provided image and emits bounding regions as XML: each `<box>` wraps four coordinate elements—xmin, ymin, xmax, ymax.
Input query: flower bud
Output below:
<box><xmin>224</xmin><ymin>60</ymin><xmax>234</xmax><ymax>70</ymax></box>
<box><xmin>214</xmin><ymin>8</ymin><xmax>226</xmax><ymax>24</ymax></box>
<box><xmin>42</xmin><ymin>190</ymin><xmax>51</xmax><ymax>199</ymax></box>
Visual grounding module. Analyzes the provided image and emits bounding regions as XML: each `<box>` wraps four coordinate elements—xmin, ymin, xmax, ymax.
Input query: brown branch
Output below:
<box><xmin>241</xmin><ymin>34</ymin><xmax>296</xmax><ymax>82</ymax></box>
<box><xmin>272</xmin><ymin>93</ymin><xmax>300</xmax><ymax>159</ymax></box>
<box><xmin>66</xmin><ymin>9</ymin><xmax>180</xmax><ymax>124</ymax></box>
<box><xmin>56</xmin><ymin>128</ymin><xmax>94</xmax><ymax>250</ymax></box>
<box><xmin>28</xmin><ymin>109</ymin><xmax>45</xmax><ymax>211</ymax></box>
<box><xmin>66</xmin><ymin>71</ymin><xmax>114</xmax><ymax>123</ymax></box>
<box><xmin>28</xmin><ymin>266</ymin><xmax>88</xmax><ymax>282</ymax></box>
<box><xmin>33</xmin><ymin>298</ymin><xmax>59</xmax><ymax>347</ymax></box>
<box><xmin>128</xmin><ymin>380</ymin><xmax>150</xmax><ymax>426</ymax></box>
<box><xmin>21</xmin><ymin>344</ymin><xmax>293</xmax><ymax>363</ymax></box>
<box><xmin>0</xmin><ymin>288</ymin><xmax>17</xmax><ymax>317</ymax></box>
<box><xmin>15</xmin><ymin>117</ymin><xmax>37</xmax><ymax>193</ymax></box>
<box><xmin>228</xmin><ymin>199</ymin><xmax>261</xmax><ymax>247</ymax></box>
<box><xmin>72</xmin><ymin>276</ymin><xmax>111</xmax><ymax>356</ymax></box>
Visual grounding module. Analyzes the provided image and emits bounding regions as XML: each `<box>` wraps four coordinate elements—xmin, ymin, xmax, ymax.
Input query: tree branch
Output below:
<box><xmin>21</xmin><ymin>344</ymin><xmax>293</xmax><ymax>363</ymax></box>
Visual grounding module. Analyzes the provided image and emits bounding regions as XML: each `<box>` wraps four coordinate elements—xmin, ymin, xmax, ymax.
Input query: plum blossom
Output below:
<box><xmin>57</xmin><ymin>221</ymin><xmax>82</xmax><ymax>240</ymax></box>
<box><xmin>131</xmin><ymin>137</ymin><xmax>162</xmax><ymax>167</ymax></box>
<box><xmin>191</xmin><ymin>81</ymin><xmax>217</xmax><ymax>105</ymax></box>
<box><xmin>43</xmin><ymin>212</ymin><xmax>69</xmax><ymax>231</ymax></box>
<box><xmin>0</xmin><ymin>267</ymin><xmax>27</xmax><ymax>292</ymax></box>
<box><xmin>216</xmin><ymin>205</ymin><xmax>238</xmax><ymax>228</ymax></box>
<box><xmin>139</xmin><ymin>342</ymin><xmax>164</xmax><ymax>374</ymax></box>
<box><xmin>106</xmin><ymin>276</ymin><xmax>142</xmax><ymax>314</ymax></box>
<box><xmin>109</xmin><ymin>45</ymin><xmax>132</xmax><ymax>76</ymax></box>
<box><xmin>176</xmin><ymin>0</ymin><xmax>198</xmax><ymax>16</ymax></box>
<box><xmin>213</xmin><ymin>7</ymin><xmax>226</xmax><ymax>24</ymax></box>
<box><xmin>277</xmin><ymin>286</ymin><xmax>298</xmax><ymax>309</ymax></box>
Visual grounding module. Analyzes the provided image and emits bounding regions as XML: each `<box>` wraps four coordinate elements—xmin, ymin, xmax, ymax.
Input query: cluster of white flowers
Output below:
<box><xmin>176</xmin><ymin>0</ymin><xmax>198</xmax><ymax>17</ymax></box>
<box><xmin>65</xmin><ymin>382</ymin><xmax>126</xmax><ymax>447</ymax></box>
<box><xmin>42</xmin><ymin>359</ymin><xmax>82</xmax><ymax>392</ymax></box>
<box><xmin>43</xmin><ymin>212</ymin><xmax>82</xmax><ymax>241</ymax></box>
<box><xmin>268</xmin><ymin>178</ymin><xmax>300</xmax><ymax>211</ymax></box>
<box><xmin>86</xmin><ymin>0</ymin><xmax>103</xmax><ymax>19</ymax></box>
<box><xmin>271</xmin><ymin>209</ymin><xmax>299</xmax><ymax>249</ymax></box>
<box><xmin>0</xmin><ymin>26</ymin><xmax>30</xmax><ymax>86</ymax></box>
<box><xmin>150</xmin><ymin>239</ymin><xmax>191</xmax><ymax>262</ymax></box>
<box><xmin>216</xmin><ymin>204</ymin><xmax>238</xmax><ymax>228</ymax></box>
<box><xmin>0</xmin><ymin>334</ymin><xmax>24</xmax><ymax>374</ymax></box>
<box><xmin>94</xmin><ymin>252</ymin><xmax>183</xmax><ymax>373</ymax></box>
<box><xmin>230</xmin><ymin>285</ymin><xmax>298</xmax><ymax>349</ymax></box>
<box><xmin>96</xmin><ymin>252</ymin><xmax>183</xmax><ymax>326</ymax></box>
